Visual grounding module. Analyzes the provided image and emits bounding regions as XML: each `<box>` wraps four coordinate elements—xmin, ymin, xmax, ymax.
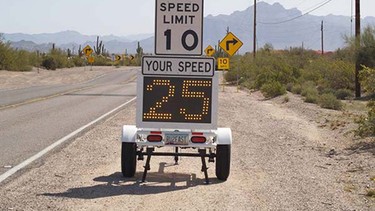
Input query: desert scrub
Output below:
<box><xmin>318</xmin><ymin>93</ymin><xmax>343</xmax><ymax>110</ymax></box>
<box><xmin>301</xmin><ymin>82</ymin><xmax>319</xmax><ymax>103</ymax></box>
<box><xmin>41</xmin><ymin>56</ymin><xmax>57</xmax><ymax>70</ymax></box>
<box><xmin>354</xmin><ymin>100</ymin><xmax>375</xmax><ymax>137</ymax></box>
<box><xmin>260</xmin><ymin>80</ymin><xmax>286</xmax><ymax>98</ymax></box>
<box><xmin>291</xmin><ymin>84</ymin><xmax>302</xmax><ymax>94</ymax></box>
<box><xmin>335</xmin><ymin>89</ymin><xmax>353</xmax><ymax>100</ymax></box>
<box><xmin>366</xmin><ymin>189</ymin><xmax>375</xmax><ymax>198</ymax></box>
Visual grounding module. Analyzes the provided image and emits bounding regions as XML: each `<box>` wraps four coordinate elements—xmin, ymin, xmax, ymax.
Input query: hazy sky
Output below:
<box><xmin>0</xmin><ymin>0</ymin><xmax>374</xmax><ymax>36</ymax></box>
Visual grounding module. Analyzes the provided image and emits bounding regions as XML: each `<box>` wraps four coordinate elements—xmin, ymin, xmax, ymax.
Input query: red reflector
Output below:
<box><xmin>147</xmin><ymin>135</ymin><xmax>162</xmax><ymax>142</ymax></box>
<box><xmin>150</xmin><ymin>131</ymin><xmax>162</xmax><ymax>134</ymax></box>
<box><xmin>191</xmin><ymin>136</ymin><xmax>206</xmax><ymax>143</ymax></box>
<box><xmin>192</xmin><ymin>132</ymin><xmax>204</xmax><ymax>136</ymax></box>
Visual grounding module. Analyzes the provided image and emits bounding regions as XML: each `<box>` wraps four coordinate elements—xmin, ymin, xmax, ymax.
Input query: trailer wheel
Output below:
<box><xmin>215</xmin><ymin>145</ymin><xmax>231</xmax><ymax>181</ymax></box>
<box><xmin>121</xmin><ymin>142</ymin><xmax>137</xmax><ymax>177</ymax></box>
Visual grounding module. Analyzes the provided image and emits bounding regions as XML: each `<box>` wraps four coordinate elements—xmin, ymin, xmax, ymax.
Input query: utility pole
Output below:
<box><xmin>321</xmin><ymin>20</ymin><xmax>324</xmax><ymax>55</ymax></box>
<box><xmin>355</xmin><ymin>0</ymin><xmax>361</xmax><ymax>98</ymax></box>
<box><xmin>253</xmin><ymin>0</ymin><xmax>257</xmax><ymax>58</ymax></box>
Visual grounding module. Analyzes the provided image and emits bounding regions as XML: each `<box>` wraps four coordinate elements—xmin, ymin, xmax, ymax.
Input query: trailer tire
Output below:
<box><xmin>121</xmin><ymin>142</ymin><xmax>137</xmax><ymax>177</ymax></box>
<box><xmin>215</xmin><ymin>145</ymin><xmax>231</xmax><ymax>181</ymax></box>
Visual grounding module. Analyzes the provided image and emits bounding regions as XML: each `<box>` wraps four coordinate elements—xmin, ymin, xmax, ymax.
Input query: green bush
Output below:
<box><xmin>318</xmin><ymin>93</ymin><xmax>343</xmax><ymax>110</ymax></box>
<box><xmin>305</xmin><ymin>92</ymin><xmax>319</xmax><ymax>103</ymax></box>
<box><xmin>72</xmin><ymin>56</ymin><xmax>85</xmax><ymax>67</ymax></box>
<box><xmin>360</xmin><ymin>66</ymin><xmax>375</xmax><ymax>95</ymax></box>
<box><xmin>41</xmin><ymin>56</ymin><xmax>57</xmax><ymax>70</ymax></box>
<box><xmin>93</xmin><ymin>56</ymin><xmax>112</xmax><ymax>66</ymax></box>
<box><xmin>354</xmin><ymin>101</ymin><xmax>375</xmax><ymax>137</ymax></box>
<box><xmin>301</xmin><ymin>82</ymin><xmax>318</xmax><ymax>97</ymax></box>
<box><xmin>291</xmin><ymin>84</ymin><xmax>302</xmax><ymax>94</ymax></box>
<box><xmin>260</xmin><ymin>81</ymin><xmax>286</xmax><ymax>98</ymax></box>
<box><xmin>335</xmin><ymin>89</ymin><xmax>353</xmax><ymax>100</ymax></box>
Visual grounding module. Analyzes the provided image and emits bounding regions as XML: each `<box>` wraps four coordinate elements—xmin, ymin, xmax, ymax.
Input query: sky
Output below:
<box><xmin>0</xmin><ymin>0</ymin><xmax>374</xmax><ymax>36</ymax></box>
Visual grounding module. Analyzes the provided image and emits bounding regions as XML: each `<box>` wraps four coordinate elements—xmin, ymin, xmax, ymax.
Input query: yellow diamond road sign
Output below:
<box><xmin>83</xmin><ymin>45</ymin><xmax>93</xmax><ymax>56</ymax></box>
<box><xmin>219</xmin><ymin>32</ymin><xmax>243</xmax><ymax>56</ymax></box>
<box><xmin>205</xmin><ymin>45</ymin><xmax>215</xmax><ymax>57</ymax></box>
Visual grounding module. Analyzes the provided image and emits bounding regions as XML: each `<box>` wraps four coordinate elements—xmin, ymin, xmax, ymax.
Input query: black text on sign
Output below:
<box><xmin>155</xmin><ymin>0</ymin><xmax>203</xmax><ymax>55</ymax></box>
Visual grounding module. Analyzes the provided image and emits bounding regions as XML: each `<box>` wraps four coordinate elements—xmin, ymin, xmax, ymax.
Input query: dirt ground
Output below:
<box><xmin>0</xmin><ymin>66</ymin><xmax>120</xmax><ymax>90</ymax></box>
<box><xmin>0</xmin><ymin>69</ymin><xmax>374</xmax><ymax>210</ymax></box>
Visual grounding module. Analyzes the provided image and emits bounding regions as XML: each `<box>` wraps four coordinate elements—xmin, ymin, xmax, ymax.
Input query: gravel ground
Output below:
<box><xmin>0</xmin><ymin>66</ymin><xmax>120</xmax><ymax>90</ymax></box>
<box><xmin>0</xmin><ymin>70</ymin><xmax>374</xmax><ymax>210</ymax></box>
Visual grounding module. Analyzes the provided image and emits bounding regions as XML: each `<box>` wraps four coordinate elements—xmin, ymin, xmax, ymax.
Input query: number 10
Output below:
<box><xmin>164</xmin><ymin>29</ymin><xmax>199</xmax><ymax>51</ymax></box>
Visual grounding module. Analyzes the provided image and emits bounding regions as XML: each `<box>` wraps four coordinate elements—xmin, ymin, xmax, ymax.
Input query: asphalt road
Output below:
<box><xmin>0</xmin><ymin>67</ymin><xmax>138</xmax><ymax>176</ymax></box>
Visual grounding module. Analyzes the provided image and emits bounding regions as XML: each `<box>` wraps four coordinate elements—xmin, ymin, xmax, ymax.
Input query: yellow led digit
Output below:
<box><xmin>180</xmin><ymin>79</ymin><xmax>211</xmax><ymax>121</ymax></box>
<box><xmin>143</xmin><ymin>79</ymin><xmax>174</xmax><ymax>120</ymax></box>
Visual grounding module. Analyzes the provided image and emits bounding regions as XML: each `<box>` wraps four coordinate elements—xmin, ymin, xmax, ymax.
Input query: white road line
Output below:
<box><xmin>0</xmin><ymin>97</ymin><xmax>136</xmax><ymax>184</ymax></box>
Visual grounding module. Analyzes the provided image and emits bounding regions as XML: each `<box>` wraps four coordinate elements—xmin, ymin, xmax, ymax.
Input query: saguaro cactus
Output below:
<box><xmin>94</xmin><ymin>36</ymin><xmax>103</xmax><ymax>55</ymax></box>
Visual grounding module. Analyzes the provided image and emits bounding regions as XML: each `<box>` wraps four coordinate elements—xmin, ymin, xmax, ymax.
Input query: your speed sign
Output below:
<box><xmin>155</xmin><ymin>0</ymin><xmax>203</xmax><ymax>55</ymax></box>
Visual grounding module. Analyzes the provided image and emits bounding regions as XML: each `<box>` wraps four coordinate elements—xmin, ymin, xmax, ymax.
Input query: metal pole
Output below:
<box><xmin>253</xmin><ymin>0</ymin><xmax>257</xmax><ymax>58</ymax></box>
<box><xmin>321</xmin><ymin>20</ymin><xmax>324</xmax><ymax>55</ymax></box>
<box><xmin>355</xmin><ymin>0</ymin><xmax>361</xmax><ymax>98</ymax></box>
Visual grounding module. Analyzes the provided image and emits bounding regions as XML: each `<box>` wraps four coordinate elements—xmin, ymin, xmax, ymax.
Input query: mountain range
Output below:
<box><xmin>3</xmin><ymin>2</ymin><xmax>375</xmax><ymax>54</ymax></box>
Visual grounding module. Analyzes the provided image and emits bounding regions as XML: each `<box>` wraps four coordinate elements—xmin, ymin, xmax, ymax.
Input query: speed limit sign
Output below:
<box><xmin>155</xmin><ymin>0</ymin><xmax>203</xmax><ymax>55</ymax></box>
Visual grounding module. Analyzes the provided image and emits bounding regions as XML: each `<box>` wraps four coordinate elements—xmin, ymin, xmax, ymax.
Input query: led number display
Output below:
<box><xmin>136</xmin><ymin>74</ymin><xmax>218</xmax><ymax>130</ymax></box>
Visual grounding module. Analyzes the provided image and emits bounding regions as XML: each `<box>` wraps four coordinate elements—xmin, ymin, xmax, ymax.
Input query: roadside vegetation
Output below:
<box><xmin>223</xmin><ymin>26</ymin><xmax>375</xmax><ymax>138</ymax></box>
<box><xmin>0</xmin><ymin>34</ymin><xmax>143</xmax><ymax>71</ymax></box>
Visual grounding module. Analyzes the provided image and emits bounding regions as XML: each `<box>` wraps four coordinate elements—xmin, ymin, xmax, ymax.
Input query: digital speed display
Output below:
<box><xmin>142</xmin><ymin>77</ymin><xmax>212</xmax><ymax>123</ymax></box>
<box><xmin>137</xmin><ymin>56</ymin><xmax>217</xmax><ymax>130</ymax></box>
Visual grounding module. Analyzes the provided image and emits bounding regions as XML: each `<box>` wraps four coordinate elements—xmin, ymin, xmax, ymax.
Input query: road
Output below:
<box><xmin>0</xmin><ymin>84</ymin><xmax>373</xmax><ymax>210</ymax></box>
<box><xmin>0</xmin><ymin>67</ymin><xmax>138</xmax><ymax>176</ymax></box>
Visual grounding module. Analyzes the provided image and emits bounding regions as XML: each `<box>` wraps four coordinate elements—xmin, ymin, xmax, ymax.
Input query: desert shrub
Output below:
<box><xmin>71</xmin><ymin>56</ymin><xmax>85</xmax><ymax>67</ymax></box>
<box><xmin>41</xmin><ymin>56</ymin><xmax>57</xmax><ymax>70</ymax></box>
<box><xmin>301</xmin><ymin>81</ymin><xmax>317</xmax><ymax>97</ymax></box>
<box><xmin>305</xmin><ymin>92</ymin><xmax>319</xmax><ymax>103</ymax></box>
<box><xmin>260</xmin><ymin>80</ymin><xmax>286</xmax><ymax>98</ymax></box>
<box><xmin>360</xmin><ymin>66</ymin><xmax>375</xmax><ymax>95</ymax></box>
<box><xmin>291</xmin><ymin>84</ymin><xmax>302</xmax><ymax>94</ymax></box>
<box><xmin>318</xmin><ymin>93</ymin><xmax>343</xmax><ymax>110</ymax></box>
<box><xmin>355</xmin><ymin>101</ymin><xmax>375</xmax><ymax>137</ymax></box>
<box><xmin>286</xmin><ymin>83</ymin><xmax>293</xmax><ymax>92</ymax></box>
<box><xmin>335</xmin><ymin>89</ymin><xmax>353</xmax><ymax>100</ymax></box>
<box><xmin>93</xmin><ymin>56</ymin><xmax>112</xmax><ymax>66</ymax></box>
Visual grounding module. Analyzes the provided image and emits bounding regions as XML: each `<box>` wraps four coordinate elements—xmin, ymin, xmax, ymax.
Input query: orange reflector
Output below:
<box><xmin>150</xmin><ymin>131</ymin><xmax>162</xmax><ymax>134</ymax></box>
<box><xmin>191</xmin><ymin>136</ymin><xmax>206</xmax><ymax>143</ymax></box>
<box><xmin>192</xmin><ymin>132</ymin><xmax>204</xmax><ymax>136</ymax></box>
<box><xmin>147</xmin><ymin>135</ymin><xmax>162</xmax><ymax>142</ymax></box>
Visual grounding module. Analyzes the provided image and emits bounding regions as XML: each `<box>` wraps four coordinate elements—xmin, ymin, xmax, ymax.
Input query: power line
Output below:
<box><xmin>258</xmin><ymin>0</ymin><xmax>333</xmax><ymax>25</ymax></box>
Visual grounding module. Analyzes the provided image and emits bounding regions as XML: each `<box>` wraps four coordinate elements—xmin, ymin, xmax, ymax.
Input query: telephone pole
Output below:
<box><xmin>355</xmin><ymin>0</ymin><xmax>361</xmax><ymax>97</ymax></box>
<box><xmin>321</xmin><ymin>20</ymin><xmax>324</xmax><ymax>55</ymax></box>
<box><xmin>253</xmin><ymin>0</ymin><xmax>257</xmax><ymax>58</ymax></box>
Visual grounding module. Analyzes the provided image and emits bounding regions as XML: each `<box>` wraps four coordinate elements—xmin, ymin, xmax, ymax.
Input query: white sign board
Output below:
<box><xmin>155</xmin><ymin>0</ymin><xmax>203</xmax><ymax>55</ymax></box>
<box><xmin>142</xmin><ymin>56</ymin><xmax>214</xmax><ymax>77</ymax></box>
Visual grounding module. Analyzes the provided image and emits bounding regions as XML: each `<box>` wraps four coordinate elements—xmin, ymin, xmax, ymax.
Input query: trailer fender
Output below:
<box><xmin>122</xmin><ymin>125</ymin><xmax>137</xmax><ymax>143</ymax></box>
<box><xmin>216</xmin><ymin>128</ymin><xmax>232</xmax><ymax>145</ymax></box>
